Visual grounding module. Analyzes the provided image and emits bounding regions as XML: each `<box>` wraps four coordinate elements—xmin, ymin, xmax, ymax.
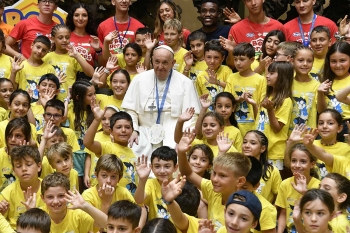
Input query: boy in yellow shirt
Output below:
<box><xmin>309</xmin><ymin>26</ymin><xmax>331</xmax><ymax>81</ymax></box>
<box><xmin>163</xmin><ymin>19</ymin><xmax>188</xmax><ymax>72</ymax></box>
<box><xmin>177</xmin><ymin>129</ymin><xmax>251</xmax><ymax>230</ymax></box>
<box><xmin>0</xmin><ymin>146</ymin><xmax>44</xmax><ymax>229</ymax></box>
<box><xmin>225</xmin><ymin>42</ymin><xmax>266</xmax><ymax>136</ymax></box>
<box><xmin>9</xmin><ymin>35</ymin><xmax>56</xmax><ymax>101</ymax></box>
<box><xmin>240</xmin><ymin>156</ymin><xmax>277</xmax><ymax>233</ymax></box>
<box><xmin>106</xmin><ymin>200</ymin><xmax>142</xmax><ymax>233</ymax></box>
<box><xmin>40</xmin><ymin>172</ymin><xmax>107</xmax><ymax>233</ymax></box>
<box><xmin>134</xmin><ymin>147</ymin><xmax>179</xmax><ymax>220</ymax></box>
<box><xmin>16</xmin><ymin>208</ymin><xmax>50</xmax><ymax>233</ymax></box>
<box><xmin>83</xmin><ymin>102</ymin><xmax>138</xmax><ymax>195</ymax></box>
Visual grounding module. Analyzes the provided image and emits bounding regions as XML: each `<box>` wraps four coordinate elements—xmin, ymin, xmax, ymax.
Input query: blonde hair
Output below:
<box><xmin>213</xmin><ymin>153</ymin><xmax>252</xmax><ymax>178</ymax></box>
<box><xmin>46</xmin><ymin>142</ymin><xmax>72</xmax><ymax>165</ymax></box>
<box><xmin>163</xmin><ymin>19</ymin><xmax>183</xmax><ymax>46</ymax></box>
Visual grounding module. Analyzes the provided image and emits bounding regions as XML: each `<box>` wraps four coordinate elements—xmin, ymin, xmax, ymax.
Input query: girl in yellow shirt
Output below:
<box><xmin>118</xmin><ymin>43</ymin><xmax>143</xmax><ymax>81</ymax></box>
<box><xmin>0</xmin><ymin>78</ymin><xmax>13</xmax><ymax>111</ymax></box>
<box><xmin>242</xmin><ymin>130</ymin><xmax>281</xmax><ymax>204</ymax></box>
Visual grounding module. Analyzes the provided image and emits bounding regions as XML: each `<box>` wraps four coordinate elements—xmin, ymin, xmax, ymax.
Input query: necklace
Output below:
<box><xmin>147</xmin><ymin>74</ymin><xmax>170</xmax><ymax>115</ymax></box>
<box><xmin>320</xmin><ymin>140</ymin><xmax>337</xmax><ymax>146</ymax></box>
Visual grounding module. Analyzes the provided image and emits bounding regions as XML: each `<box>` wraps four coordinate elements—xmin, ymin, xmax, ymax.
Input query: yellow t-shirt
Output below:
<box><xmin>0</xmin><ymin>107</ymin><xmax>7</xmax><ymax>122</ymax></box>
<box><xmin>0</xmin><ymin>179</ymin><xmax>45</xmax><ymax>229</ymax></box>
<box><xmin>0</xmin><ymin>120</ymin><xmax>37</xmax><ymax>148</ymax></box>
<box><xmin>324</xmin><ymin>75</ymin><xmax>350</xmax><ymax>120</ymax></box>
<box><xmin>290</xmin><ymin>78</ymin><xmax>319</xmax><ymax>133</ymax></box>
<box><xmin>0</xmin><ymin>148</ymin><xmax>15</xmax><ymax>192</ymax></box>
<box><xmin>84</xmin><ymin>131</ymin><xmax>111</xmax><ymax>187</ymax></box>
<box><xmin>275</xmin><ymin>177</ymin><xmax>320</xmax><ymax>231</ymax></box>
<box><xmin>255</xmin><ymin>97</ymin><xmax>293</xmax><ymax>160</ymax></box>
<box><xmin>329</xmin><ymin>212</ymin><xmax>350</xmax><ymax>233</ymax></box>
<box><xmin>69</xmin><ymin>169</ymin><xmax>79</xmax><ymax>191</ymax></box>
<box><xmin>201</xmin><ymin>178</ymin><xmax>225</xmax><ymax>230</ymax></box>
<box><xmin>44</xmin><ymin>207</ymin><xmax>94</xmax><ymax>233</ymax></box>
<box><xmin>223</xmin><ymin>125</ymin><xmax>243</xmax><ymax>152</ymax></box>
<box><xmin>66</xmin><ymin>103</ymin><xmax>87</xmax><ymax>151</ymax></box>
<box><xmin>0</xmin><ymin>213</ymin><xmax>13</xmax><ymax>233</ymax></box>
<box><xmin>256</xmin><ymin>165</ymin><xmax>281</xmax><ymax>203</ymax></box>
<box><xmin>225</xmin><ymin>72</ymin><xmax>266</xmax><ymax>136</ymax></box>
<box><xmin>174</xmin><ymin>214</ymin><xmax>199</xmax><ymax>233</ymax></box>
<box><xmin>310</xmin><ymin>57</ymin><xmax>324</xmax><ymax>81</ymax></box>
<box><xmin>196</xmin><ymin>65</ymin><xmax>232</xmax><ymax>102</ymax></box>
<box><xmin>96</xmin><ymin>94</ymin><xmax>123</xmax><ymax>111</ymax></box>
<box><xmin>326</xmin><ymin>155</ymin><xmax>350</xmax><ymax>179</ymax></box>
<box><xmin>100</xmin><ymin>141</ymin><xmax>138</xmax><ymax>195</ymax></box>
<box><xmin>313</xmin><ymin>140</ymin><xmax>350</xmax><ymax>179</ymax></box>
<box><xmin>0</xmin><ymin>54</ymin><xmax>12</xmax><ymax>79</ymax></box>
<box><xmin>40</xmin><ymin>156</ymin><xmax>54</xmax><ymax>179</ymax></box>
<box><xmin>253</xmin><ymin>191</ymin><xmax>277</xmax><ymax>233</ymax></box>
<box><xmin>37</xmin><ymin>127</ymin><xmax>80</xmax><ymax>153</ymax></box>
<box><xmin>116</xmin><ymin>53</ymin><xmax>145</xmax><ymax>69</ymax></box>
<box><xmin>173</xmin><ymin>47</ymin><xmax>188</xmax><ymax>72</ymax></box>
<box><xmin>217</xmin><ymin>226</ymin><xmax>227</xmax><ymax>233</ymax></box>
<box><xmin>192</xmin><ymin>138</ymin><xmax>238</xmax><ymax>158</ymax></box>
<box><xmin>183</xmin><ymin>60</ymin><xmax>208</xmax><ymax>82</ymax></box>
<box><xmin>15</xmin><ymin>61</ymin><xmax>56</xmax><ymax>102</ymax></box>
<box><xmin>144</xmin><ymin>178</ymin><xmax>170</xmax><ymax>220</ymax></box>
<box><xmin>31</xmin><ymin>102</ymin><xmax>45</xmax><ymax>131</ymax></box>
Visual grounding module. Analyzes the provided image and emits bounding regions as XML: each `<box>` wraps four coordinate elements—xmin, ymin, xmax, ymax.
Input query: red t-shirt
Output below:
<box><xmin>70</xmin><ymin>32</ymin><xmax>102</xmax><ymax>67</ymax></box>
<box><xmin>97</xmin><ymin>17</ymin><xmax>144</xmax><ymax>55</ymax></box>
<box><xmin>158</xmin><ymin>28</ymin><xmax>191</xmax><ymax>45</ymax></box>
<box><xmin>9</xmin><ymin>16</ymin><xmax>56</xmax><ymax>58</ymax></box>
<box><xmin>229</xmin><ymin>18</ymin><xmax>285</xmax><ymax>54</ymax></box>
<box><xmin>284</xmin><ymin>15</ymin><xmax>338</xmax><ymax>43</ymax></box>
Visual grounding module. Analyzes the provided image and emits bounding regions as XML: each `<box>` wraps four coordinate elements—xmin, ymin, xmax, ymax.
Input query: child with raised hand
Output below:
<box><xmin>0</xmin><ymin>90</ymin><xmax>37</xmax><ymax>148</ymax></box>
<box><xmin>318</xmin><ymin>41</ymin><xmax>350</xmax><ymax>141</ymax></box>
<box><xmin>290</xmin><ymin>45</ymin><xmax>319</xmax><ymax>133</ymax></box>
<box><xmin>224</xmin><ymin>42</ymin><xmax>266</xmax><ymax>136</ymax></box>
<box><xmin>183</xmin><ymin>31</ymin><xmax>207</xmax><ymax>81</ymax></box>
<box><xmin>175</xmin><ymin>107</ymin><xmax>238</xmax><ymax>157</ymax></box>
<box><xmin>309</xmin><ymin>26</ymin><xmax>332</xmax><ymax>80</ymax></box>
<box><xmin>276</xmin><ymin>143</ymin><xmax>320</xmax><ymax>233</ymax></box>
<box><xmin>177</xmin><ymin>128</ymin><xmax>251</xmax><ymax>230</ymax></box>
<box><xmin>16</xmin><ymin>208</ymin><xmax>50</xmax><ymax>233</ymax></box>
<box><xmin>256</xmin><ymin>61</ymin><xmax>293</xmax><ymax>173</ymax></box>
<box><xmin>0</xmin><ymin>30</ymin><xmax>12</xmax><ymax>79</ymax></box>
<box><xmin>163</xmin><ymin>19</ymin><xmax>188</xmax><ymax>72</ymax></box>
<box><xmin>117</xmin><ymin>42</ymin><xmax>143</xmax><ymax>81</ymax></box>
<box><xmin>84</xmin><ymin>106</ymin><xmax>119</xmax><ymax>188</ymax></box>
<box><xmin>195</xmin><ymin>40</ymin><xmax>231</xmax><ymax>102</ymax></box>
<box><xmin>83</xmin><ymin>99</ymin><xmax>137</xmax><ymax>194</ymax></box>
<box><xmin>82</xmin><ymin>154</ymin><xmax>138</xmax><ymax>233</ymax></box>
<box><xmin>293</xmin><ymin>189</ymin><xmax>334</xmax><ymax>233</ymax></box>
<box><xmin>40</xmin><ymin>172</ymin><xmax>107</xmax><ymax>233</ymax></box>
<box><xmin>134</xmin><ymin>27</ymin><xmax>156</xmax><ymax>70</ymax></box>
<box><xmin>43</xmin><ymin>24</ymin><xmax>94</xmax><ymax>99</ymax></box>
<box><xmin>0</xmin><ymin>146</ymin><xmax>44</xmax><ymax>230</ymax></box>
<box><xmin>242</xmin><ymin>130</ymin><xmax>282</xmax><ymax>204</ymax></box>
<box><xmin>0</xmin><ymin>118</ymin><xmax>32</xmax><ymax>192</ymax></box>
<box><xmin>161</xmin><ymin>174</ymin><xmax>203</xmax><ymax>233</ymax></box>
<box><xmin>134</xmin><ymin>147</ymin><xmax>179</xmax><ymax>220</ymax></box>
<box><xmin>194</xmin><ymin>92</ymin><xmax>243</xmax><ymax>152</ymax></box>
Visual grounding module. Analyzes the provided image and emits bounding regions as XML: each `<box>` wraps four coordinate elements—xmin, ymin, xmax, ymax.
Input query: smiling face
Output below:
<box><xmin>50</xmin><ymin>153</ymin><xmax>72</xmax><ymax>177</ymax></box>
<box><xmin>242</xmin><ymin>132</ymin><xmax>266</xmax><ymax>158</ymax></box>
<box><xmin>319</xmin><ymin>177</ymin><xmax>341</xmax><ymax>208</ymax></box>
<box><xmin>301</xmin><ymin>199</ymin><xmax>332</xmax><ymax>233</ymax></box>
<box><xmin>83</xmin><ymin>85</ymin><xmax>96</xmax><ymax>106</ymax></box>
<box><xmin>102</xmin><ymin>109</ymin><xmax>117</xmax><ymax>135</ymax></box>
<box><xmin>41</xmin><ymin>186</ymin><xmax>67</xmax><ymax>215</ymax></box>
<box><xmin>124</xmin><ymin>47</ymin><xmax>140</xmax><ymax>67</ymax></box>
<box><xmin>111</xmin><ymin>72</ymin><xmax>130</xmax><ymax>99</ymax></box>
<box><xmin>188</xmin><ymin>149</ymin><xmax>211</xmax><ymax>176</ymax></box>
<box><xmin>190</xmin><ymin>39</ymin><xmax>205</xmax><ymax>60</ymax></box>
<box><xmin>110</xmin><ymin>119</ymin><xmax>133</xmax><ymax>147</ymax></box>
<box><xmin>329</xmin><ymin>51</ymin><xmax>350</xmax><ymax>79</ymax></box>
<box><xmin>290</xmin><ymin>149</ymin><xmax>315</xmax><ymax>176</ymax></box>
<box><xmin>200</xmin><ymin>2</ymin><xmax>219</xmax><ymax>27</ymax></box>
<box><xmin>159</xmin><ymin>2</ymin><xmax>175</xmax><ymax>22</ymax></box>
<box><xmin>225</xmin><ymin>203</ymin><xmax>258</xmax><ymax>233</ymax></box>
<box><xmin>37</xmin><ymin>79</ymin><xmax>59</xmax><ymax>96</ymax></box>
<box><xmin>211</xmin><ymin>164</ymin><xmax>239</xmax><ymax>193</ymax></box>
<box><xmin>0</xmin><ymin>81</ymin><xmax>14</xmax><ymax>106</ymax></box>
<box><xmin>6</xmin><ymin>128</ymin><xmax>26</xmax><ymax>151</ymax></box>
<box><xmin>310</xmin><ymin>31</ymin><xmax>331</xmax><ymax>58</ymax></box>
<box><xmin>202</xmin><ymin>116</ymin><xmax>223</xmax><ymax>140</ymax></box>
<box><xmin>112</xmin><ymin>0</ymin><xmax>130</xmax><ymax>12</ymax></box>
<box><xmin>73</xmin><ymin>7</ymin><xmax>88</xmax><ymax>29</ymax></box>
<box><xmin>151</xmin><ymin>158</ymin><xmax>177</xmax><ymax>183</ymax></box>
<box><xmin>317</xmin><ymin>112</ymin><xmax>342</xmax><ymax>142</ymax></box>
<box><xmin>293</xmin><ymin>49</ymin><xmax>314</xmax><ymax>76</ymax></box>
<box><xmin>9</xmin><ymin>94</ymin><xmax>30</xmax><ymax>119</ymax></box>
<box><xmin>163</xmin><ymin>28</ymin><xmax>180</xmax><ymax>49</ymax></box>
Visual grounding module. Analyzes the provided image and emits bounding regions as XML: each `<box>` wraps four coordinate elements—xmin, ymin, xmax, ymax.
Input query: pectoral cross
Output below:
<box><xmin>148</xmin><ymin>102</ymin><xmax>156</xmax><ymax>114</ymax></box>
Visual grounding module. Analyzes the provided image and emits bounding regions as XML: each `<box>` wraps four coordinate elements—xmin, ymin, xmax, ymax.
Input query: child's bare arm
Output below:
<box><xmin>84</xmin><ymin>154</ymin><xmax>91</xmax><ymax>188</ymax></box>
<box><xmin>317</xmin><ymin>80</ymin><xmax>332</xmax><ymax>113</ymax></box>
<box><xmin>336</xmin><ymin>85</ymin><xmax>350</xmax><ymax>105</ymax></box>
<box><xmin>277</xmin><ymin>208</ymin><xmax>286</xmax><ymax>233</ymax></box>
<box><xmin>38</xmin><ymin>120</ymin><xmax>56</xmax><ymax>160</ymax></box>
<box><xmin>177</xmin><ymin>129</ymin><xmax>203</xmax><ymax>190</ymax></box>
<box><xmin>134</xmin><ymin>155</ymin><xmax>151</xmax><ymax>204</ymax></box>
<box><xmin>161</xmin><ymin>174</ymin><xmax>189</xmax><ymax>231</ymax></box>
<box><xmin>67</xmin><ymin>45</ymin><xmax>94</xmax><ymax>77</ymax></box>
<box><xmin>285</xmin><ymin>124</ymin><xmax>306</xmax><ymax>167</ymax></box>
<box><xmin>144</xmin><ymin>34</ymin><xmax>156</xmax><ymax>70</ymax></box>
<box><xmin>83</xmin><ymin>99</ymin><xmax>104</xmax><ymax>156</ymax></box>
<box><xmin>174</xmin><ymin>107</ymin><xmax>195</xmax><ymax>143</ymax></box>
<box><xmin>195</xmin><ymin>94</ymin><xmax>211</xmax><ymax>138</ymax></box>
<box><xmin>263</xmin><ymin>98</ymin><xmax>284</xmax><ymax>133</ymax></box>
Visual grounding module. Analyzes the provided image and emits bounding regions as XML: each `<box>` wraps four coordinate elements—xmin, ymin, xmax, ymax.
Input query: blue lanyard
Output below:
<box><xmin>298</xmin><ymin>14</ymin><xmax>316</xmax><ymax>47</ymax></box>
<box><xmin>155</xmin><ymin>69</ymin><xmax>172</xmax><ymax>124</ymax></box>
<box><xmin>113</xmin><ymin>16</ymin><xmax>131</xmax><ymax>49</ymax></box>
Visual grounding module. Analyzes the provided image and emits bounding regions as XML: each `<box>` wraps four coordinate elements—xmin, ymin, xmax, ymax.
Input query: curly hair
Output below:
<box><xmin>65</xmin><ymin>3</ymin><xmax>96</xmax><ymax>36</ymax></box>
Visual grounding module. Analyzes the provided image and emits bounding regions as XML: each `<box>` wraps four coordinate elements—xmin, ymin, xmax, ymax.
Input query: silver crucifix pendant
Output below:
<box><xmin>148</xmin><ymin>102</ymin><xmax>156</xmax><ymax>114</ymax></box>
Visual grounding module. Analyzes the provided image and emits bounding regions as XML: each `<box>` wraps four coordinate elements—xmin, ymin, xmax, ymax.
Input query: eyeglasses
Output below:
<box><xmin>274</xmin><ymin>52</ymin><xmax>288</xmax><ymax>58</ymax></box>
<box><xmin>44</xmin><ymin>113</ymin><xmax>62</xmax><ymax>120</ymax></box>
<box><xmin>39</xmin><ymin>0</ymin><xmax>56</xmax><ymax>5</ymax></box>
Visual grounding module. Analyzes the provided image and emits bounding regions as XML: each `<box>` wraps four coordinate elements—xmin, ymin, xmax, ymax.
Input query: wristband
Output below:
<box><xmin>217</xmin><ymin>79</ymin><xmax>221</xmax><ymax>85</ymax></box>
<box><xmin>161</xmin><ymin>197</ymin><xmax>173</xmax><ymax>205</ymax></box>
<box><xmin>96</xmin><ymin>48</ymin><xmax>103</xmax><ymax>56</ymax></box>
<box><xmin>64</xmin><ymin>98</ymin><xmax>70</xmax><ymax>103</ymax></box>
<box><xmin>103</xmin><ymin>68</ymin><xmax>111</xmax><ymax>74</ymax></box>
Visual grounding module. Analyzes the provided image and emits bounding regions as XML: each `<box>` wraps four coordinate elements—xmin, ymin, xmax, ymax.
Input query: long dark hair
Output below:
<box><xmin>260</xmin><ymin>30</ymin><xmax>286</xmax><ymax>59</ymax></box>
<box><xmin>65</xmin><ymin>3</ymin><xmax>96</xmax><ymax>36</ymax></box>
<box><xmin>214</xmin><ymin>92</ymin><xmax>238</xmax><ymax>127</ymax></box>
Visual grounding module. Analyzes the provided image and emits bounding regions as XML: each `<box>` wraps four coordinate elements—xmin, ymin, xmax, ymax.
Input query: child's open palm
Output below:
<box><xmin>318</xmin><ymin>79</ymin><xmax>332</xmax><ymax>94</ymax></box>
<box><xmin>43</xmin><ymin>120</ymin><xmax>56</xmax><ymax>140</ymax></box>
<box><xmin>90</xmin><ymin>99</ymin><xmax>105</xmax><ymax>120</ymax></box>
<box><xmin>198</xmin><ymin>219</ymin><xmax>216</xmax><ymax>233</ymax></box>
<box><xmin>10</xmin><ymin>57</ymin><xmax>24</xmax><ymax>72</ymax></box>
<box><xmin>200</xmin><ymin>94</ymin><xmax>211</xmax><ymax>108</ymax></box>
<box><xmin>289</xmin><ymin>124</ymin><xmax>307</xmax><ymax>142</ymax></box>
<box><xmin>89</xmin><ymin>35</ymin><xmax>101</xmax><ymax>51</ymax></box>
<box><xmin>104</xmin><ymin>30</ymin><xmax>118</xmax><ymax>43</ymax></box>
<box><xmin>21</xmin><ymin>186</ymin><xmax>36</xmax><ymax>210</ymax></box>
<box><xmin>67</xmin><ymin>45</ymin><xmax>78</xmax><ymax>58</ymax></box>
<box><xmin>183</xmin><ymin>51</ymin><xmax>194</xmax><ymax>67</ymax></box>
<box><xmin>302</xmin><ymin>128</ymin><xmax>318</xmax><ymax>147</ymax></box>
<box><xmin>339</xmin><ymin>15</ymin><xmax>350</xmax><ymax>36</ymax></box>
<box><xmin>161</xmin><ymin>174</ymin><xmax>186</xmax><ymax>203</ymax></box>
<box><xmin>179</xmin><ymin>107</ymin><xmax>195</xmax><ymax>122</ymax></box>
<box><xmin>65</xmin><ymin>189</ymin><xmax>86</xmax><ymax>210</ymax></box>
<box><xmin>291</xmin><ymin>172</ymin><xmax>307</xmax><ymax>195</ymax></box>
<box><xmin>91</xmin><ymin>67</ymin><xmax>104</xmax><ymax>86</ymax></box>
<box><xmin>40</xmin><ymin>88</ymin><xmax>56</xmax><ymax>107</ymax></box>
<box><xmin>144</xmin><ymin>34</ymin><xmax>157</xmax><ymax>51</ymax></box>
<box><xmin>219</xmin><ymin>35</ymin><xmax>236</xmax><ymax>52</ymax></box>
<box><xmin>205</xmin><ymin>69</ymin><xmax>218</xmax><ymax>85</ymax></box>
<box><xmin>217</xmin><ymin>131</ymin><xmax>233</xmax><ymax>154</ymax></box>
<box><xmin>106</xmin><ymin>56</ymin><xmax>119</xmax><ymax>70</ymax></box>
<box><xmin>223</xmin><ymin>7</ymin><xmax>241</xmax><ymax>24</ymax></box>
<box><xmin>178</xmin><ymin>128</ymin><xmax>196</xmax><ymax>153</ymax></box>
<box><xmin>135</xmin><ymin>155</ymin><xmax>151</xmax><ymax>180</ymax></box>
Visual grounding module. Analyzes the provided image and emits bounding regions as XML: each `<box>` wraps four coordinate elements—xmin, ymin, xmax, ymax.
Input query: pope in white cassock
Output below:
<box><xmin>122</xmin><ymin>45</ymin><xmax>201</xmax><ymax>156</ymax></box>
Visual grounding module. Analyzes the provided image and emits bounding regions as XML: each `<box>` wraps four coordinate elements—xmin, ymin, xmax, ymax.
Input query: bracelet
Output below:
<box><xmin>64</xmin><ymin>98</ymin><xmax>70</xmax><ymax>103</ymax></box>
<box><xmin>161</xmin><ymin>197</ymin><xmax>173</xmax><ymax>205</ymax></box>
<box><xmin>217</xmin><ymin>79</ymin><xmax>221</xmax><ymax>85</ymax></box>
<box><xmin>335</xmin><ymin>32</ymin><xmax>345</xmax><ymax>41</ymax></box>
<box><xmin>95</xmin><ymin>48</ymin><xmax>102</xmax><ymax>56</ymax></box>
<box><xmin>103</xmin><ymin>68</ymin><xmax>110</xmax><ymax>74</ymax></box>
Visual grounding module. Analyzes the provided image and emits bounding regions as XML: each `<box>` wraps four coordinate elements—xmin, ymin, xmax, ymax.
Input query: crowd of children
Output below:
<box><xmin>0</xmin><ymin>0</ymin><xmax>350</xmax><ymax>232</ymax></box>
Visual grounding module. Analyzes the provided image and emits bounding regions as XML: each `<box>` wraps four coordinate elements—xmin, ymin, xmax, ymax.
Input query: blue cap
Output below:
<box><xmin>226</xmin><ymin>190</ymin><xmax>262</xmax><ymax>230</ymax></box>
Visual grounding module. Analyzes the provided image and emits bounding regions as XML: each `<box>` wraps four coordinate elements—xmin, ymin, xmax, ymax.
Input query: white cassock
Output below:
<box><xmin>122</xmin><ymin>69</ymin><xmax>201</xmax><ymax>156</ymax></box>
